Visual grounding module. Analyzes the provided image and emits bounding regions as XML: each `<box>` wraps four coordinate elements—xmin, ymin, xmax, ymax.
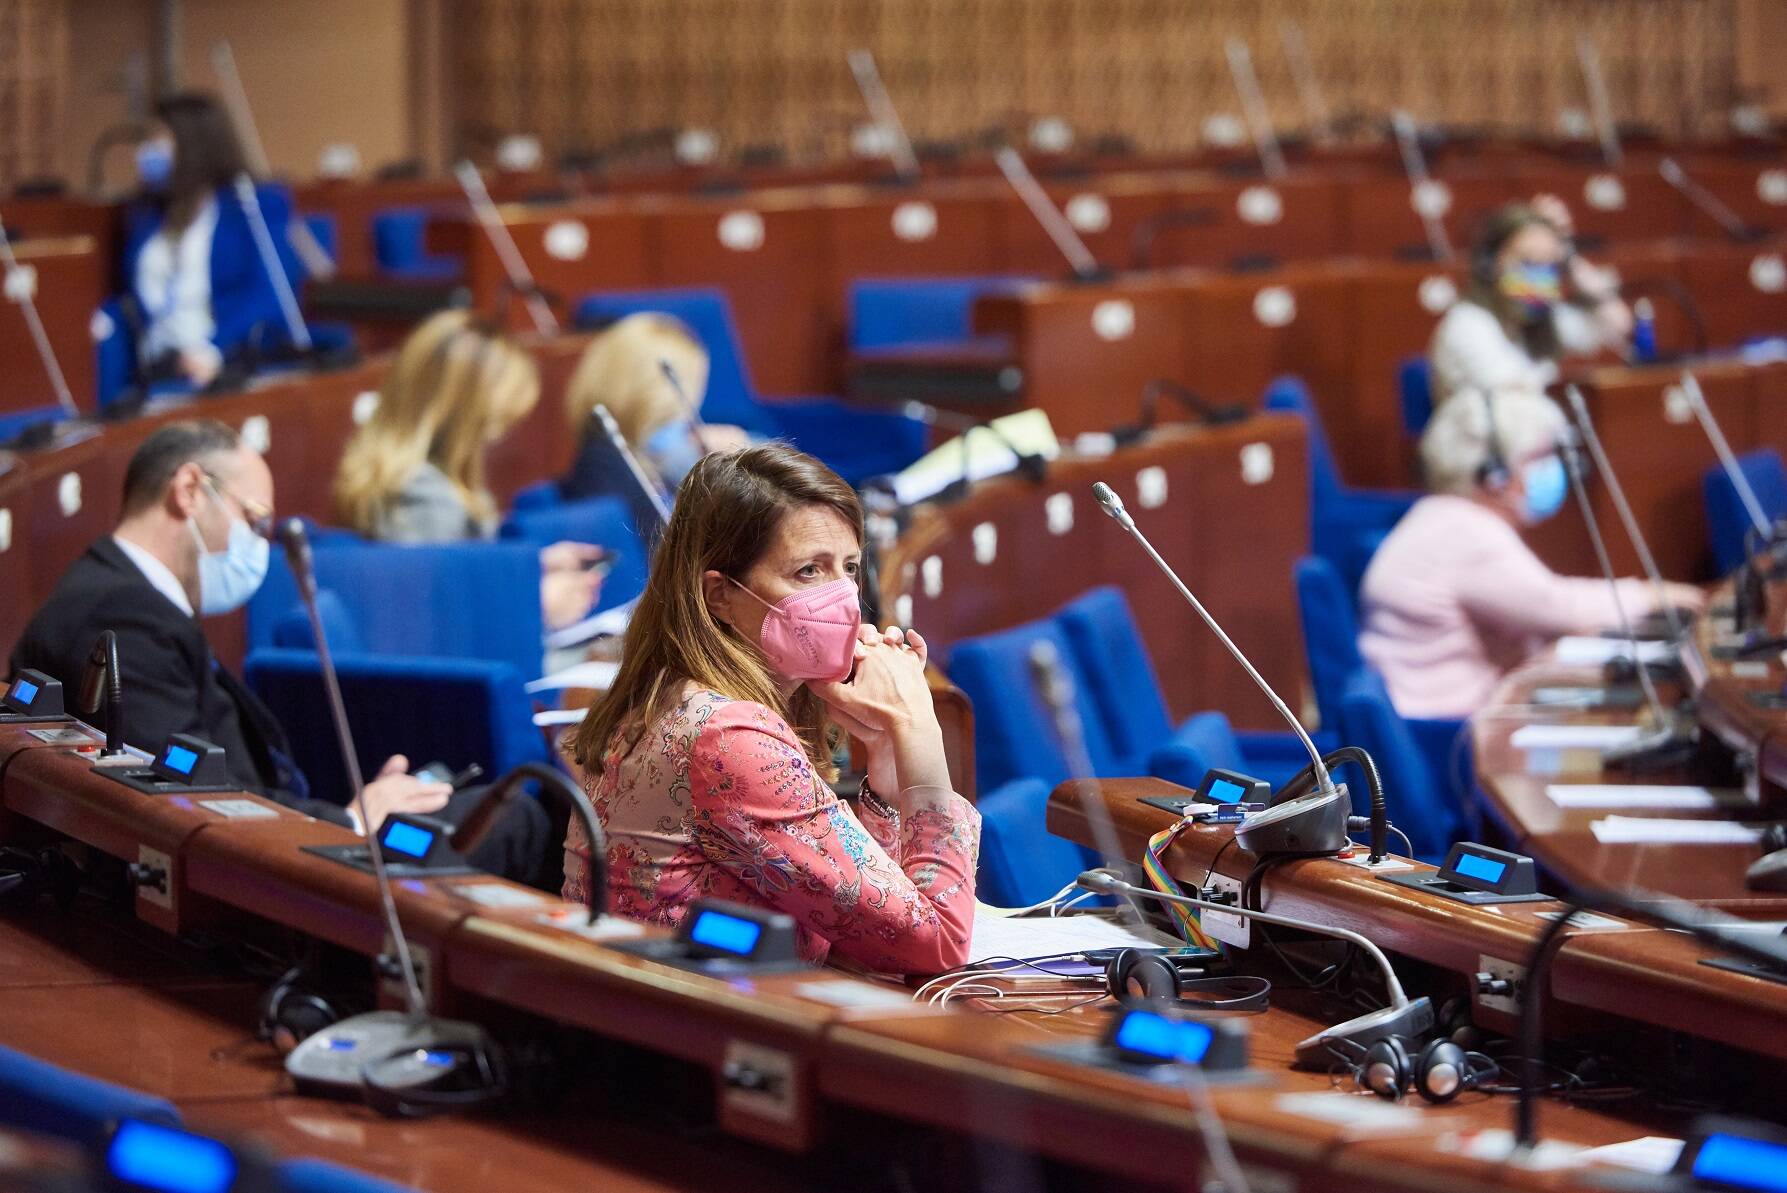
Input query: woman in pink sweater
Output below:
<box><xmin>1358</xmin><ymin>387</ymin><xmax>1703</xmax><ymax>719</ymax></box>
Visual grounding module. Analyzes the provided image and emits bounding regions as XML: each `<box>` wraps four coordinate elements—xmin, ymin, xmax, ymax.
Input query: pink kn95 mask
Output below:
<box><xmin>729</xmin><ymin>576</ymin><xmax>862</xmax><ymax>682</ymax></box>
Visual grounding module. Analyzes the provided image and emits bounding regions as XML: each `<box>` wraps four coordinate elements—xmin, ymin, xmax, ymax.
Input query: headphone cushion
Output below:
<box><xmin>1107</xmin><ymin>949</ymin><xmax>1180</xmax><ymax>1003</ymax></box>
<box><xmin>1362</xmin><ymin>1036</ymin><xmax>1412</xmax><ymax>1100</ymax></box>
<box><xmin>1415</xmin><ymin>1040</ymin><xmax>1471</xmax><ymax>1104</ymax></box>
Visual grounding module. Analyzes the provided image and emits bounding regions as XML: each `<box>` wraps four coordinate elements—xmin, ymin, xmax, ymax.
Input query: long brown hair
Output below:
<box><xmin>571</xmin><ymin>444</ymin><xmax>864</xmax><ymax>777</ymax></box>
<box><xmin>334</xmin><ymin>309</ymin><xmax>539</xmax><ymax>535</ymax></box>
<box><xmin>155</xmin><ymin>93</ymin><xmax>249</xmax><ymax>236</ymax></box>
<box><xmin>1465</xmin><ymin>203</ymin><xmax>1563</xmax><ymax>362</ymax></box>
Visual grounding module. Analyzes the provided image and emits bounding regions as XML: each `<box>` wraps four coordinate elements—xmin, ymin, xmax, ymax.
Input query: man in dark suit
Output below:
<box><xmin>10</xmin><ymin>419</ymin><xmax>550</xmax><ymax>885</ymax></box>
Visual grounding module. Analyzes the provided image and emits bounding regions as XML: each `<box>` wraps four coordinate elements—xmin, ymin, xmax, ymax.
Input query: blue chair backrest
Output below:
<box><xmin>1704</xmin><ymin>449</ymin><xmax>1787</xmax><ymax>576</ymax></box>
<box><xmin>245</xmin><ymin>648</ymin><xmax>547</xmax><ymax>805</ymax></box>
<box><xmin>1338</xmin><ymin>670</ymin><xmax>1462</xmax><ymax>861</ymax></box>
<box><xmin>95</xmin><ymin>297</ymin><xmax>137</xmax><ymax>411</ymax></box>
<box><xmin>1397</xmin><ymin>356</ymin><xmax>1434</xmax><ymax>438</ymax></box>
<box><xmin>269</xmin><ymin>589</ymin><xmax>365</xmax><ymax>654</ymax></box>
<box><xmin>0</xmin><ymin>1043</ymin><xmax>180</xmax><ymax>1147</ymax></box>
<box><xmin>947</xmin><ymin>614</ymin><xmax>1119</xmax><ymax>792</ymax></box>
<box><xmin>1263</xmin><ymin>375</ymin><xmax>1342</xmax><ymax>504</ymax></box>
<box><xmin>1056</xmin><ymin>585</ymin><xmax>1173</xmax><ymax>766</ymax></box>
<box><xmin>248</xmin><ymin>539</ymin><xmax>545</xmax><ymax>682</ymax></box>
<box><xmin>847</xmin><ymin>275</ymin><xmax>1027</xmax><ymax>350</ymax></box>
<box><xmin>499</xmin><ymin>495</ymin><xmax>650</xmax><ymax>612</ymax></box>
<box><xmin>509</xmin><ymin>479</ymin><xmax>563</xmax><ymax>513</ymax></box>
<box><xmin>574</xmin><ymin>288</ymin><xmax>767</xmax><ymax>431</ymax></box>
<box><xmin>1168</xmin><ymin>711</ymin><xmax>1248</xmax><ymax>776</ymax></box>
<box><xmin>303</xmin><ymin>213</ymin><xmax>339</xmax><ymax>262</ymax></box>
<box><xmin>372</xmin><ymin>207</ymin><xmax>430</xmax><ymax>271</ymax></box>
<box><xmin>976</xmin><ymin>777</ymin><xmax>1097</xmax><ymax>907</ymax></box>
<box><xmin>1296</xmin><ymin>555</ymin><xmax>1364</xmax><ymax>734</ymax></box>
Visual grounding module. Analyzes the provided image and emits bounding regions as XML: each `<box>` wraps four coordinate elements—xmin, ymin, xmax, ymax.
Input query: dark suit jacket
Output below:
<box><xmin>9</xmin><ymin>537</ymin><xmax>349</xmax><ymax>825</ymax></box>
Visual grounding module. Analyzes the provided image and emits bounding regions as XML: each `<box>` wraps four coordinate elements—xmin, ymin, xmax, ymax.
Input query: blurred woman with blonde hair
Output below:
<box><xmin>335</xmin><ymin>309</ymin><xmax>603</xmax><ymax>629</ymax></box>
<box><xmin>561</xmin><ymin>312</ymin><xmax>750</xmax><ymax>502</ymax></box>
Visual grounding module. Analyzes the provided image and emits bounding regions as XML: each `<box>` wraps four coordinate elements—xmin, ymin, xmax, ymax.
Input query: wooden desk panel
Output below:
<box><xmin>1338</xmin><ymin>263</ymin><xmax>1466</xmax><ymax>487</ymax></box>
<box><xmin>0</xmin><ymin>238</ymin><xmax>103</xmax><ymax>416</ymax></box>
<box><xmin>1678</xmin><ymin>240</ymin><xmax>1787</xmax><ymax>348</ymax></box>
<box><xmin>989</xmin><ymin>181</ymin><xmax>1171</xmax><ymax>275</ymax></box>
<box><xmin>1147</xmin><ymin>176</ymin><xmax>1346</xmax><ymax>272</ymax></box>
<box><xmin>1517</xmin><ymin>168</ymin><xmax>1691</xmax><ymax>250</ymax></box>
<box><xmin>464</xmin><ymin>202</ymin><xmax>659</xmax><ymax>336</ymax></box>
<box><xmin>1341</xmin><ymin>173</ymin><xmax>1516</xmax><ymax>262</ymax></box>
<box><xmin>1677</xmin><ymin>160</ymin><xmax>1787</xmax><ymax>240</ymax></box>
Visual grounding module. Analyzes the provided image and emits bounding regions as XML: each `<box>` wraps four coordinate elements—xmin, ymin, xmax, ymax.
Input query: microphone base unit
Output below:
<box><xmin>1234</xmin><ymin>785</ymin><xmax>1352</xmax><ymax>856</ymax></box>
<box><xmin>285</xmin><ymin>1009</ymin><xmax>507</xmax><ymax>1115</ymax></box>
<box><xmin>1292</xmin><ymin>997</ymin><xmax>1435</xmax><ymax>1070</ymax></box>
<box><xmin>302</xmin><ymin>844</ymin><xmax>481</xmax><ymax>881</ymax></box>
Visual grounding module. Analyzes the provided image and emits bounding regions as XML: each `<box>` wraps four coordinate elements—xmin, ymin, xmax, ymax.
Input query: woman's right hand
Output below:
<box><xmin>814</xmin><ymin>638</ymin><xmax>949</xmax><ymax>794</ymax></box>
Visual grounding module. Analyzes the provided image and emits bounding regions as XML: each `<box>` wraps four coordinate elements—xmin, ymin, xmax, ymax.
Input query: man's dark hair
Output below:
<box><xmin>121</xmin><ymin>419</ymin><xmax>241</xmax><ymax>516</ymax></box>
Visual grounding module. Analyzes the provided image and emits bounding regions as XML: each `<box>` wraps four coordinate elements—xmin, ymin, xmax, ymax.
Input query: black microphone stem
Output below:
<box><xmin>592</xmin><ymin>404</ymin><xmax>673</xmax><ymax>528</ymax></box>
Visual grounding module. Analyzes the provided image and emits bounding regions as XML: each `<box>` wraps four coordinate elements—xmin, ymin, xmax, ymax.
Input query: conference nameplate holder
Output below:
<box><xmin>0</xmin><ymin>669</ymin><xmax>72</xmax><ymax>724</ymax></box>
<box><xmin>1029</xmin><ymin>1004</ymin><xmax>1259</xmax><ymax>1084</ymax></box>
<box><xmin>305</xmin><ymin>812</ymin><xmax>479</xmax><ymax>879</ymax></box>
<box><xmin>607</xmin><ymin>899</ymin><xmax>810</xmax><ymax>976</ymax></box>
<box><xmin>1138</xmin><ymin>768</ymin><xmax>1271</xmax><ymax>822</ymax></box>
<box><xmin>99</xmin><ymin>734</ymin><xmax>241</xmax><ymax>796</ymax></box>
<box><xmin>1378</xmin><ymin>842</ymin><xmax>1551</xmax><ymax>906</ymax></box>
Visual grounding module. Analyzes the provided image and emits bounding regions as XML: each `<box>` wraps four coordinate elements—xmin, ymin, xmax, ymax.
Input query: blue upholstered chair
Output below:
<box><xmin>1704</xmin><ymin>449</ymin><xmax>1787</xmax><ymax>576</ymax></box>
<box><xmin>976</xmin><ymin>777</ymin><xmax>1097</xmax><ymax>908</ymax></box>
<box><xmin>1294</xmin><ymin>556</ymin><xmax>1364</xmax><ymax>736</ymax></box>
<box><xmin>1054</xmin><ymin>586</ymin><xmax>1312</xmax><ymax>789</ymax></box>
<box><xmin>499</xmin><ymin>495</ymin><xmax>650</xmax><ymax>613</ymax></box>
<box><xmin>0</xmin><ymin>1043</ymin><xmax>181</xmax><ymax>1147</ymax></box>
<box><xmin>247</xmin><ymin>539</ymin><xmax>546</xmax><ymax>684</ymax></box>
<box><xmin>1264</xmin><ymin>376</ymin><xmax>1417</xmax><ymax>595</ymax></box>
<box><xmin>847</xmin><ymin>275</ymin><xmax>1028</xmax><ymax>350</ymax></box>
<box><xmin>1338</xmin><ymin>671</ymin><xmax>1465</xmax><ymax>862</ymax></box>
<box><xmin>573</xmin><ymin>288</ymin><xmax>926</xmax><ymax>484</ymax></box>
<box><xmin>372</xmin><ymin>206</ymin><xmax>462</xmax><ymax>280</ymax></box>
<box><xmin>1397</xmin><ymin>356</ymin><xmax>1435</xmax><ymax>438</ymax></box>
<box><xmin>245</xmin><ymin>649</ymin><xmax>547</xmax><ymax>808</ymax></box>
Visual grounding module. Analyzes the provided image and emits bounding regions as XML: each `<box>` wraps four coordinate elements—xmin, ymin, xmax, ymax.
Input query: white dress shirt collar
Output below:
<box><xmin>113</xmin><ymin>534</ymin><xmax>194</xmax><ymax>618</ymax></box>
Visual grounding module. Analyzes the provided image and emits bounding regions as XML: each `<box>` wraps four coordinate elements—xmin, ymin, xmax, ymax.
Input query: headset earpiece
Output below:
<box><xmin>1476</xmin><ymin>389</ymin><xmax>1511</xmax><ymax>489</ymax></box>
<box><xmin>1361</xmin><ymin>1036</ymin><xmax>1414</xmax><ymax>1100</ymax></box>
<box><xmin>1105</xmin><ymin>948</ymin><xmax>1180</xmax><ymax>1003</ymax></box>
<box><xmin>1412</xmin><ymin>1039</ymin><xmax>1498</xmax><ymax>1104</ymax></box>
<box><xmin>1103</xmin><ymin>950</ymin><xmax>1273</xmax><ymax>1012</ymax></box>
<box><xmin>257</xmin><ymin>966</ymin><xmax>341</xmax><ymax>1055</ymax></box>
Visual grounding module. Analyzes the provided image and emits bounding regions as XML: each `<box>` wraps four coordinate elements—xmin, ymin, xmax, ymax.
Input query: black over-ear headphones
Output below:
<box><xmin>1476</xmin><ymin>388</ymin><xmax>1511</xmax><ymax>490</ymax></box>
<box><xmin>1103</xmin><ymin>948</ymin><xmax>1272</xmax><ymax>1013</ymax></box>
<box><xmin>1356</xmin><ymin>1035</ymin><xmax>1500</xmax><ymax>1104</ymax></box>
<box><xmin>257</xmin><ymin>966</ymin><xmax>343</xmax><ymax>1055</ymax></box>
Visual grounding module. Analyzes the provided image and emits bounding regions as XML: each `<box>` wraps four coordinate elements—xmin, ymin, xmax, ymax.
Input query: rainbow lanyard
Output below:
<box><xmin>1142</xmin><ymin>818</ymin><xmax>1220</xmax><ymax>952</ymax></box>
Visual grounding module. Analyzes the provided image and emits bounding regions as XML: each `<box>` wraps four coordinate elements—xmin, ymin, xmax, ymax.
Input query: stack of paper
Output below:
<box><xmin>1588</xmin><ymin>816</ymin><xmax>1764</xmax><ymax>845</ymax></box>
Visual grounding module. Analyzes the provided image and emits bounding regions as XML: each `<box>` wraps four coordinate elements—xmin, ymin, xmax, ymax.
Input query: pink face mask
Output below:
<box><xmin>729</xmin><ymin>576</ymin><xmax>862</xmax><ymax>683</ymax></box>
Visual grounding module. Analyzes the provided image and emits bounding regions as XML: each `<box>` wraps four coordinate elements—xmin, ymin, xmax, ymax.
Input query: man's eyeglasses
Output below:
<box><xmin>200</xmin><ymin>471</ymin><xmax>275</xmax><ymax>539</ymax></box>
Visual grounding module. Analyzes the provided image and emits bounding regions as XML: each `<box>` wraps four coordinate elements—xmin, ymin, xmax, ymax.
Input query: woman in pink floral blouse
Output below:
<box><xmin>565</xmin><ymin>444</ymin><xmax>979</xmax><ymax>974</ymax></box>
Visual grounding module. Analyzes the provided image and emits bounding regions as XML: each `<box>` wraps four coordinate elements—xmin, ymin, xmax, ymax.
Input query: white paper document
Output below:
<box><xmin>1588</xmin><ymin>816</ymin><xmax>1765</xmax><ymax>845</ymax></box>
<box><xmin>890</xmin><ymin>409</ymin><xmax>1061</xmax><ymax>506</ymax></box>
<box><xmin>533</xmin><ymin>708</ymin><xmax>589</xmax><ymax>728</ymax></box>
<box><xmin>1577</xmin><ymin>1137</ymin><xmax>1685</xmax><ymax>1174</ymax></box>
<box><xmin>1511</xmin><ymin>724</ymin><xmax>1643</xmax><ymax>750</ymax></box>
<box><xmin>1553</xmin><ymin>636</ymin><xmax>1674</xmax><ymax>666</ymax></box>
<box><xmin>543</xmin><ymin>600</ymin><xmax>636</xmax><ymax>651</ymax></box>
<box><xmin>526</xmin><ymin>660</ymin><xmax>620</xmax><ymax>694</ymax></box>
<box><xmin>968</xmin><ymin>906</ymin><xmax>1182</xmax><ymax>963</ymax></box>
<box><xmin>1546</xmin><ymin>784</ymin><xmax>1740</xmax><ymax>809</ymax></box>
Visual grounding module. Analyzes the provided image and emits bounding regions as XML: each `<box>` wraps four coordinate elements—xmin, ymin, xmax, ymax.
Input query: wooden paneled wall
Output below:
<box><xmin>0</xmin><ymin>0</ymin><xmax>67</xmax><ymax>190</ymax></box>
<box><xmin>446</xmin><ymin>0</ymin><xmax>1749</xmax><ymax>163</ymax></box>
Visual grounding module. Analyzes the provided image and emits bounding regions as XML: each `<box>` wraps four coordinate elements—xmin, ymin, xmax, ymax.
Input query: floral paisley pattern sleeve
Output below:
<box><xmin>686</xmin><ymin>700</ymin><xmax>980</xmax><ymax>975</ymax></box>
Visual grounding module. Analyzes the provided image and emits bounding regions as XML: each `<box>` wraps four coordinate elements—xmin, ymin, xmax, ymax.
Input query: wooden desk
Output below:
<box><xmin>0</xmin><ymin>237</ymin><xmax>103</xmax><ymax>417</ymax></box>
<box><xmin>880</xmin><ymin>418</ymin><xmax>1310</xmax><ymax>729</ymax></box>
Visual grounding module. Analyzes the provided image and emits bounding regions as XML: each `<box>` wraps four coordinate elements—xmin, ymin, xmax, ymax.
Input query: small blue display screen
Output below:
<box><xmin>1113</xmin><ymin>1010</ymin><xmax>1214</xmax><ymax>1063</ymax></box>
<box><xmin>1453</xmin><ymin>852</ymin><xmax>1509</xmax><ymax>886</ymax></box>
<box><xmin>1207</xmin><ymin>777</ymin><xmax>1246</xmax><ymax>804</ymax></box>
<box><xmin>381</xmin><ymin>820</ymin><xmax>435</xmax><ymax>859</ymax></box>
<box><xmin>107</xmin><ymin>1119</ymin><xmax>237</xmax><ymax>1193</ymax></box>
<box><xmin>1693</xmin><ymin>1134</ymin><xmax>1787</xmax><ymax>1192</ymax></box>
<box><xmin>162</xmin><ymin>744</ymin><xmax>199</xmax><ymax>776</ymax></box>
<box><xmin>9</xmin><ymin>678</ymin><xmax>38</xmax><ymax>706</ymax></box>
<box><xmin>689</xmin><ymin>910</ymin><xmax>762</xmax><ymax>955</ymax></box>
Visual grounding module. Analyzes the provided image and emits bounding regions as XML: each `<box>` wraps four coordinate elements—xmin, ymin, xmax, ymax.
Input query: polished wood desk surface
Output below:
<box><xmin>879</xmin><ymin>415</ymin><xmax>1310</xmax><ymax>730</ymax></box>
<box><xmin>1684</xmin><ymin>572</ymin><xmax>1787</xmax><ymax>794</ymax></box>
<box><xmin>4</xmin><ymin>719</ymin><xmax>1749</xmax><ymax>1192</ymax></box>
<box><xmin>1046</xmin><ymin>777</ymin><xmax>1787</xmax><ymax>1062</ymax></box>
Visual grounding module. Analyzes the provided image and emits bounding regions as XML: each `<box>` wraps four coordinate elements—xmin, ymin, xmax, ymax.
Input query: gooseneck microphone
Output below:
<box><xmin>658</xmin><ymin>357</ymin><xmax>709</xmax><ymax>440</ymax></box>
<box><xmin>79</xmin><ymin>631</ymin><xmax>126</xmax><ymax>758</ymax></box>
<box><xmin>278</xmin><ymin>519</ymin><xmax>507</xmax><ymax>1116</ymax></box>
<box><xmin>455</xmin><ymin>159</ymin><xmax>558</xmax><ymax>336</ymax></box>
<box><xmin>1092</xmin><ymin>482</ymin><xmax>1332</xmax><ymax>794</ymax></box>
<box><xmin>0</xmin><ymin>213</ymin><xmax>79</xmax><ymax>420</ymax></box>
<box><xmin>992</xmin><ymin>147</ymin><xmax>1104</xmax><ymax>281</ymax></box>
<box><xmin>1659</xmin><ymin>158</ymin><xmax>1759</xmax><ymax>243</ymax></box>
<box><xmin>231</xmin><ymin>173</ymin><xmax>313</xmax><ymax>353</ymax></box>
<box><xmin>1563</xmin><ymin>386</ymin><xmax>1686</xmax><ymax>641</ymax></box>
<box><xmin>1077</xmin><ymin>869</ymin><xmax>1433</xmax><ymax>1068</ymax></box>
<box><xmin>591</xmin><ymin>404</ymin><xmax>673</xmax><ymax>528</ymax></box>
<box><xmin>1681</xmin><ymin>370</ymin><xmax>1774</xmax><ymax>543</ymax></box>
<box><xmin>451</xmin><ymin>762</ymin><xmax>606</xmax><ymax>924</ymax></box>
<box><xmin>845</xmin><ymin>49</ymin><xmax>921</xmax><ymax>183</ymax></box>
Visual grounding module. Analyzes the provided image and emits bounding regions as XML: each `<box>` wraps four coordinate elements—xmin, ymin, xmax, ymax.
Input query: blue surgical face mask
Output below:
<box><xmin>643</xmin><ymin>419</ymin><xmax>706</xmax><ymax>489</ymax></box>
<box><xmin>1519</xmin><ymin>454</ymin><xmax>1568</xmax><ymax>524</ymax></box>
<box><xmin>135</xmin><ymin>140</ymin><xmax>173</xmax><ymax>190</ymax></box>
<box><xmin>188</xmin><ymin>491</ymin><xmax>270</xmax><ymax>615</ymax></box>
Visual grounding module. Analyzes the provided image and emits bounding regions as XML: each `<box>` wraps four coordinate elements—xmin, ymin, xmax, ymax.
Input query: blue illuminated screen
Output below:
<box><xmin>162</xmin><ymin>745</ymin><xmax>198</xmax><ymax>776</ymax></box>
<box><xmin>380</xmin><ymin>820</ymin><xmax>435</xmax><ymax>859</ymax></box>
<box><xmin>689</xmin><ymin>910</ymin><xmax>762</xmax><ymax>955</ymax></box>
<box><xmin>1693</xmin><ymin>1134</ymin><xmax>1787</xmax><ymax>1192</ymax></box>
<box><xmin>1113</xmin><ymin>1010</ymin><xmax>1214</xmax><ymax>1063</ymax></box>
<box><xmin>9</xmin><ymin>678</ymin><xmax>38</xmax><ymax>705</ymax></box>
<box><xmin>1207</xmin><ymin>777</ymin><xmax>1246</xmax><ymax>804</ymax></box>
<box><xmin>1453</xmin><ymin>852</ymin><xmax>1508</xmax><ymax>885</ymax></box>
<box><xmin>107</xmin><ymin>1120</ymin><xmax>236</xmax><ymax>1193</ymax></box>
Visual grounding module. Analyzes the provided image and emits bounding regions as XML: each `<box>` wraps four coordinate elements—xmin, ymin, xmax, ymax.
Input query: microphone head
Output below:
<box><xmin>1091</xmin><ymin>481</ymin><xmax>1131</xmax><ymax>525</ymax></box>
<box><xmin>1658</xmin><ymin>157</ymin><xmax>1684</xmax><ymax>185</ymax></box>
<box><xmin>901</xmin><ymin>400</ymin><xmax>937</xmax><ymax>425</ymax></box>
<box><xmin>277</xmin><ymin>517</ymin><xmax>312</xmax><ymax>567</ymax></box>
<box><xmin>1076</xmin><ymin>868</ymin><xmax>1123</xmax><ymax>893</ymax></box>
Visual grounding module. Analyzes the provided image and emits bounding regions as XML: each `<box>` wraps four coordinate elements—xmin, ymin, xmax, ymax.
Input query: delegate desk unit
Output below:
<box><xmin>1473</xmin><ymin>565</ymin><xmax>1787</xmax><ymax>915</ymax></box>
<box><xmin>878</xmin><ymin>415</ymin><xmax>1311</xmax><ymax>729</ymax></box>
<box><xmin>6</xmin><ymin>712</ymin><xmax>1780</xmax><ymax>1193</ymax></box>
